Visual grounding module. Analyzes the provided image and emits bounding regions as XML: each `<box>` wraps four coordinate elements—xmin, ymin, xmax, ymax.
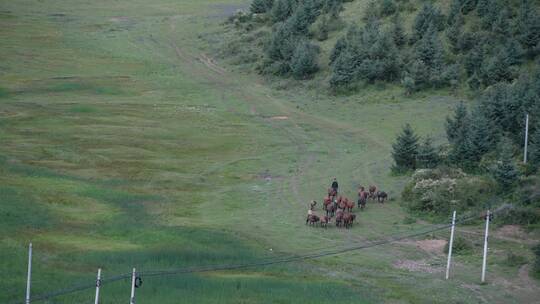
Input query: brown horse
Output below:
<box><xmin>343</xmin><ymin>213</ymin><xmax>357</xmax><ymax>229</ymax></box>
<box><xmin>359</xmin><ymin>191</ymin><xmax>369</xmax><ymax>209</ymax></box>
<box><xmin>320</xmin><ymin>215</ymin><xmax>331</xmax><ymax>228</ymax></box>
<box><xmin>328</xmin><ymin>188</ymin><xmax>337</xmax><ymax>200</ymax></box>
<box><xmin>306</xmin><ymin>214</ymin><xmax>320</xmax><ymax>226</ymax></box>
<box><xmin>335</xmin><ymin>210</ymin><xmax>344</xmax><ymax>227</ymax></box>
<box><xmin>368</xmin><ymin>185</ymin><xmax>377</xmax><ymax>200</ymax></box>
<box><xmin>376</xmin><ymin>191</ymin><xmax>388</xmax><ymax>203</ymax></box>
<box><xmin>345</xmin><ymin>197</ymin><xmax>354</xmax><ymax>212</ymax></box>
<box><xmin>324</xmin><ymin>202</ymin><xmax>336</xmax><ymax>217</ymax></box>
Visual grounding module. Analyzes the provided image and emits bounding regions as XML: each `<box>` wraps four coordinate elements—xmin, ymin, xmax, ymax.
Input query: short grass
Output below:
<box><xmin>1</xmin><ymin>0</ymin><xmax>538</xmax><ymax>303</ymax></box>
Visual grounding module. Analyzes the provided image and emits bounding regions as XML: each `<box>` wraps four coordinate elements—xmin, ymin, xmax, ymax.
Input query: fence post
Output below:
<box><xmin>26</xmin><ymin>243</ymin><xmax>32</xmax><ymax>304</ymax></box>
<box><xmin>481</xmin><ymin>210</ymin><xmax>490</xmax><ymax>283</ymax></box>
<box><xmin>130</xmin><ymin>268</ymin><xmax>136</xmax><ymax>304</ymax></box>
<box><xmin>445</xmin><ymin>211</ymin><xmax>456</xmax><ymax>280</ymax></box>
<box><xmin>95</xmin><ymin>268</ymin><xmax>102</xmax><ymax>304</ymax></box>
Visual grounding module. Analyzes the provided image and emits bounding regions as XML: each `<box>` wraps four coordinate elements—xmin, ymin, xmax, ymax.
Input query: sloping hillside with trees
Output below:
<box><xmin>222</xmin><ymin>0</ymin><xmax>539</xmax><ymax>94</ymax></box>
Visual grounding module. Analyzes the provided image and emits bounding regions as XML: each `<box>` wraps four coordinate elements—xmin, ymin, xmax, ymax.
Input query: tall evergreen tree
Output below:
<box><xmin>446</xmin><ymin>102</ymin><xmax>469</xmax><ymax>144</ymax></box>
<box><xmin>529</xmin><ymin>121</ymin><xmax>540</xmax><ymax>170</ymax></box>
<box><xmin>461</xmin><ymin>0</ymin><xmax>478</xmax><ymax>15</ymax></box>
<box><xmin>480</xmin><ymin>51</ymin><xmax>513</xmax><ymax>86</ymax></box>
<box><xmin>447</xmin><ymin>12</ymin><xmax>464</xmax><ymax>52</ymax></box>
<box><xmin>290</xmin><ymin>41</ymin><xmax>319</xmax><ymax>79</ymax></box>
<box><xmin>491</xmin><ymin>137</ymin><xmax>520</xmax><ymax>189</ymax></box>
<box><xmin>271</xmin><ymin>0</ymin><xmax>295</xmax><ymax>23</ymax></box>
<box><xmin>391</xmin><ymin>13</ymin><xmax>407</xmax><ymax>47</ymax></box>
<box><xmin>413</xmin><ymin>3</ymin><xmax>445</xmax><ymax>42</ymax></box>
<box><xmin>392</xmin><ymin>124</ymin><xmax>420</xmax><ymax>172</ymax></box>
<box><xmin>514</xmin><ymin>0</ymin><xmax>540</xmax><ymax>58</ymax></box>
<box><xmin>468</xmin><ymin>106</ymin><xmax>498</xmax><ymax>159</ymax></box>
<box><xmin>476</xmin><ymin>0</ymin><xmax>490</xmax><ymax>17</ymax></box>
<box><xmin>329</xmin><ymin>36</ymin><xmax>347</xmax><ymax>64</ymax></box>
<box><xmin>251</xmin><ymin>0</ymin><xmax>274</xmax><ymax>14</ymax></box>
<box><xmin>417</xmin><ymin>136</ymin><xmax>440</xmax><ymax>168</ymax></box>
<box><xmin>414</xmin><ymin>25</ymin><xmax>445</xmax><ymax>75</ymax></box>
<box><xmin>447</xmin><ymin>0</ymin><xmax>461</xmax><ymax>25</ymax></box>
<box><xmin>464</xmin><ymin>45</ymin><xmax>484</xmax><ymax>76</ymax></box>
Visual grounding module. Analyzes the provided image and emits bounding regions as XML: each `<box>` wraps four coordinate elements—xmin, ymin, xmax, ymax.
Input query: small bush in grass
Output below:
<box><xmin>532</xmin><ymin>244</ymin><xmax>540</xmax><ymax>279</ymax></box>
<box><xmin>403</xmin><ymin>216</ymin><xmax>417</xmax><ymax>225</ymax></box>
<box><xmin>504</xmin><ymin>251</ymin><xmax>527</xmax><ymax>267</ymax></box>
<box><xmin>443</xmin><ymin>236</ymin><xmax>472</xmax><ymax>255</ymax></box>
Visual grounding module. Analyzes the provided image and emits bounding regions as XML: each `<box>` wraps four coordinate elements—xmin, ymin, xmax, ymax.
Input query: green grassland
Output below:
<box><xmin>0</xmin><ymin>0</ymin><xmax>538</xmax><ymax>303</ymax></box>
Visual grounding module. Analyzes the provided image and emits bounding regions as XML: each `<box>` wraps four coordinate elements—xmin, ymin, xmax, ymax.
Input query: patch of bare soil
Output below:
<box><xmin>416</xmin><ymin>239</ymin><xmax>447</xmax><ymax>254</ymax></box>
<box><xmin>270</xmin><ymin>116</ymin><xmax>289</xmax><ymax>120</ymax></box>
<box><xmin>495</xmin><ymin>225</ymin><xmax>527</xmax><ymax>240</ymax></box>
<box><xmin>109</xmin><ymin>16</ymin><xmax>129</xmax><ymax>22</ymax></box>
<box><xmin>393</xmin><ymin>259</ymin><xmax>443</xmax><ymax>273</ymax></box>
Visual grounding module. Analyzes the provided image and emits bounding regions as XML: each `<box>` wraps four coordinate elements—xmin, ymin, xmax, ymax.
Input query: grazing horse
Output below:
<box><xmin>306</xmin><ymin>214</ymin><xmax>320</xmax><ymax>226</ymax></box>
<box><xmin>338</xmin><ymin>199</ymin><xmax>347</xmax><ymax>211</ymax></box>
<box><xmin>320</xmin><ymin>215</ymin><xmax>331</xmax><ymax>228</ymax></box>
<box><xmin>328</xmin><ymin>188</ymin><xmax>337</xmax><ymax>200</ymax></box>
<box><xmin>368</xmin><ymin>185</ymin><xmax>377</xmax><ymax>200</ymax></box>
<box><xmin>377</xmin><ymin>191</ymin><xmax>388</xmax><ymax>204</ymax></box>
<box><xmin>358</xmin><ymin>191</ymin><xmax>368</xmax><ymax>209</ymax></box>
<box><xmin>345</xmin><ymin>198</ymin><xmax>354</xmax><ymax>212</ymax></box>
<box><xmin>335</xmin><ymin>210</ymin><xmax>344</xmax><ymax>227</ymax></box>
<box><xmin>343</xmin><ymin>213</ymin><xmax>357</xmax><ymax>229</ymax></box>
<box><xmin>324</xmin><ymin>202</ymin><xmax>336</xmax><ymax>217</ymax></box>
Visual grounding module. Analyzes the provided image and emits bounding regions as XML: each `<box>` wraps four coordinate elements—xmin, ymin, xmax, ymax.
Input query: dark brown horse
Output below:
<box><xmin>320</xmin><ymin>215</ymin><xmax>331</xmax><ymax>228</ymax></box>
<box><xmin>335</xmin><ymin>210</ymin><xmax>344</xmax><ymax>227</ymax></box>
<box><xmin>306</xmin><ymin>214</ymin><xmax>320</xmax><ymax>226</ymax></box>
<box><xmin>343</xmin><ymin>213</ymin><xmax>357</xmax><ymax>229</ymax></box>
<box><xmin>324</xmin><ymin>202</ymin><xmax>336</xmax><ymax>217</ymax></box>
<box><xmin>368</xmin><ymin>185</ymin><xmax>377</xmax><ymax>200</ymax></box>
<box><xmin>376</xmin><ymin>191</ymin><xmax>388</xmax><ymax>203</ymax></box>
<box><xmin>358</xmin><ymin>191</ymin><xmax>368</xmax><ymax>209</ymax></box>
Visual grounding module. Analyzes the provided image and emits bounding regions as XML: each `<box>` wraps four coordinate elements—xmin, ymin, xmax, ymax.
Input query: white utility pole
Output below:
<box><xmin>481</xmin><ymin>210</ymin><xmax>490</xmax><ymax>283</ymax></box>
<box><xmin>95</xmin><ymin>268</ymin><xmax>102</xmax><ymax>304</ymax></box>
<box><xmin>445</xmin><ymin>211</ymin><xmax>457</xmax><ymax>280</ymax></box>
<box><xmin>130</xmin><ymin>268</ymin><xmax>136</xmax><ymax>304</ymax></box>
<box><xmin>524</xmin><ymin>114</ymin><xmax>529</xmax><ymax>164</ymax></box>
<box><xmin>26</xmin><ymin>243</ymin><xmax>32</xmax><ymax>304</ymax></box>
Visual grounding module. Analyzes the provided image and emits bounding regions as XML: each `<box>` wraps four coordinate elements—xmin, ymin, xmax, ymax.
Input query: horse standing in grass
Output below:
<box><xmin>343</xmin><ymin>213</ymin><xmax>356</xmax><ymax>229</ymax></box>
<box><xmin>306</xmin><ymin>214</ymin><xmax>320</xmax><ymax>226</ymax></box>
<box><xmin>377</xmin><ymin>191</ymin><xmax>388</xmax><ymax>204</ymax></box>
<box><xmin>324</xmin><ymin>201</ymin><xmax>336</xmax><ymax>217</ymax></box>
<box><xmin>320</xmin><ymin>215</ymin><xmax>331</xmax><ymax>228</ymax></box>
<box><xmin>335</xmin><ymin>210</ymin><xmax>344</xmax><ymax>227</ymax></box>
<box><xmin>345</xmin><ymin>197</ymin><xmax>354</xmax><ymax>212</ymax></box>
<box><xmin>368</xmin><ymin>185</ymin><xmax>377</xmax><ymax>200</ymax></box>
<box><xmin>358</xmin><ymin>190</ymin><xmax>368</xmax><ymax>210</ymax></box>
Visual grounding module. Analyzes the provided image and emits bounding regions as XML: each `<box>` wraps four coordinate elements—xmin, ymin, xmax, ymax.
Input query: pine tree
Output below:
<box><xmin>329</xmin><ymin>49</ymin><xmax>357</xmax><ymax>89</ymax></box>
<box><xmin>379</xmin><ymin>0</ymin><xmax>396</xmax><ymax>17</ymax></box>
<box><xmin>461</xmin><ymin>0</ymin><xmax>478</xmax><ymax>15</ymax></box>
<box><xmin>476</xmin><ymin>0</ymin><xmax>490</xmax><ymax>17</ymax></box>
<box><xmin>446</xmin><ymin>102</ymin><xmax>469</xmax><ymax>144</ymax></box>
<box><xmin>464</xmin><ymin>45</ymin><xmax>484</xmax><ymax>76</ymax></box>
<box><xmin>417</xmin><ymin>136</ymin><xmax>440</xmax><ymax>168</ymax></box>
<box><xmin>413</xmin><ymin>3</ymin><xmax>445</xmax><ymax>42</ymax></box>
<box><xmin>491</xmin><ymin>138</ymin><xmax>520</xmax><ymax>189</ymax></box>
<box><xmin>529</xmin><ymin>122</ymin><xmax>540</xmax><ymax>170</ymax></box>
<box><xmin>468</xmin><ymin>107</ymin><xmax>498</xmax><ymax>159</ymax></box>
<box><xmin>391</xmin><ymin>13</ymin><xmax>407</xmax><ymax>47</ymax></box>
<box><xmin>250</xmin><ymin>0</ymin><xmax>274</xmax><ymax>14</ymax></box>
<box><xmin>480</xmin><ymin>52</ymin><xmax>513</xmax><ymax>86</ymax></box>
<box><xmin>447</xmin><ymin>12</ymin><xmax>464</xmax><ymax>52</ymax></box>
<box><xmin>329</xmin><ymin>36</ymin><xmax>347</xmax><ymax>64</ymax></box>
<box><xmin>266</xmin><ymin>22</ymin><xmax>297</xmax><ymax>62</ymax></box>
<box><xmin>290</xmin><ymin>41</ymin><xmax>319</xmax><ymax>79</ymax></box>
<box><xmin>315</xmin><ymin>15</ymin><xmax>329</xmax><ymax>41</ymax></box>
<box><xmin>414</xmin><ymin>25</ymin><xmax>445</xmax><ymax>76</ymax></box>
<box><xmin>271</xmin><ymin>0</ymin><xmax>294</xmax><ymax>23</ymax></box>
<box><xmin>392</xmin><ymin>124</ymin><xmax>420</xmax><ymax>172</ymax></box>
<box><xmin>514</xmin><ymin>0</ymin><xmax>540</xmax><ymax>58</ymax></box>
<box><xmin>409</xmin><ymin>59</ymin><xmax>430</xmax><ymax>89</ymax></box>
<box><xmin>468</xmin><ymin>72</ymin><xmax>481</xmax><ymax>90</ymax></box>
<box><xmin>447</xmin><ymin>0</ymin><xmax>461</xmax><ymax>25</ymax></box>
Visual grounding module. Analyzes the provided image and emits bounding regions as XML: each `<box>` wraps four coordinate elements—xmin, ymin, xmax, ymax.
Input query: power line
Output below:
<box><xmin>8</xmin><ymin>209</ymin><xmax>499</xmax><ymax>304</ymax></box>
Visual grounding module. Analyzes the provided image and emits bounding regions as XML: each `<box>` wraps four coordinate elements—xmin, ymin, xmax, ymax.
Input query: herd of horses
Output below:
<box><xmin>306</xmin><ymin>185</ymin><xmax>388</xmax><ymax>229</ymax></box>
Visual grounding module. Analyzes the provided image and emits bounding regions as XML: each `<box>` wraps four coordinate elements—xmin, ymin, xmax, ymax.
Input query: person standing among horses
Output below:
<box><xmin>331</xmin><ymin>178</ymin><xmax>339</xmax><ymax>195</ymax></box>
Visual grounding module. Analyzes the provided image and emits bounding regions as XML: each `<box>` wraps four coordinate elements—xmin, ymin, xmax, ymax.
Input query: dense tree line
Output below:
<box><xmin>244</xmin><ymin>0</ymin><xmax>539</xmax><ymax>92</ymax></box>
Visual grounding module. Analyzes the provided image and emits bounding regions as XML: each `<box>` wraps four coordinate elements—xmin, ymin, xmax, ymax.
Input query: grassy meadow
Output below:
<box><xmin>1</xmin><ymin>0</ymin><xmax>538</xmax><ymax>303</ymax></box>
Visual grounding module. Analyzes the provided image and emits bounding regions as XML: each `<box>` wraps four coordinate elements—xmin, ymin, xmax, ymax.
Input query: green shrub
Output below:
<box><xmin>504</xmin><ymin>251</ymin><xmax>528</xmax><ymax>267</ymax></box>
<box><xmin>444</xmin><ymin>236</ymin><xmax>473</xmax><ymax>255</ymax></box>
<box><xmin>533</xmin><ymin>244</ymin><xmax>540</xmax><ymax>279</ymax></box>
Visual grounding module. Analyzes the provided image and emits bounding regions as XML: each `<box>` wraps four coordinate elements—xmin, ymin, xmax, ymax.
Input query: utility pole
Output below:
<box><xmin>481</xmin><ymin>210</ymin><xmax>490</xmax><ymax>283</ymax></box>
<box><xmin>524</xmin><ymin>113</ymin><xmax>529</xmax><ymax>164</ymax></box>
<box><xmin>445</xmin><ymin>211</ymin><xmax>456</xmax><ymax>280</ymax></box>
<box><xmin>95</xmin><ymin>268</ymin><xmax>102</xmax><ymax>304</ymax></box>
<box><xmin>130</xmin><ymin>268</ymin><xmax>136</xmax><ymax>304</ymax></box>
<box><xmin>26</xmin><ymin>243</ymin><xmax>32</xmax><ymax>304</ymax></box>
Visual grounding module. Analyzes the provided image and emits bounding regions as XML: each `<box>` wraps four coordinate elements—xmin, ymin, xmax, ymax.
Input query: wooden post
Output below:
<box><xmin>445</xmin><ymin>211</ymin><xmax>456</xmax><ymax>280</ymax></box>
<box><xmin>481</xmin><ymin>210</ymin><xmax>490</xmax><ymax>283</ymax></box>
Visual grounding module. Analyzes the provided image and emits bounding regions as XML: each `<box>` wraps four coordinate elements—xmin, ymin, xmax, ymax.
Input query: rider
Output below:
<box><xmin>331</xmin><ymin>177</ymin><xmax>339</xmax><ymax>194</ymax></box>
